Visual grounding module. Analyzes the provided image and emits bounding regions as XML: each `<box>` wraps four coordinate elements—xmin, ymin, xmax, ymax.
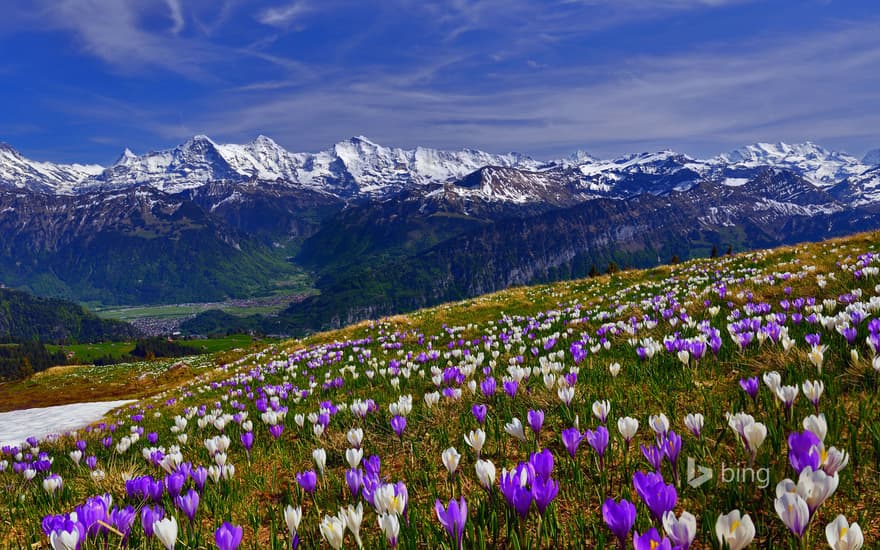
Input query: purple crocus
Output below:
<box><xmin>435</xmin><ymin>497</ymin><xmax>468</xmax><ymax>550</ymax></box>
<box><xmin>632</xmin><ymin>471</ymin><xmax>677</xmax><ymax>522</ymax></box>
<box><xmin>586</xmin><ymin>426</ymin><xmax>609</xmax><ymax>471</ymax></box>
<box><xmin>480</xmin><ymin>377</ymin><xmax>497</xmax><ymax>397</ymax></box>
<box><xmin>141</xmin><ymin>505</ymin><xmax>164</xmax><ymax>538</ymax></box>
<box><xmin>739</xmin><ymin>376</ymin><xmax>759</xmax><ymax>401</ymax></box>
<box><xmin>531</xmin><ymin>475</ymin><xmax>559</xmax><ymax>516</ymax></box>
<box><xmin>499</xmin><ymin>463</ymin><xmax>534</xmax><ymax>519</ymax></box>
<box><xmin>346</xmin><ymin>468</ymin><xmax>363</xmax><ymax>498</ymax></box>
<box><xmin>240</xmin><ymin>432</ymin><xmax>254</xmax><ymax>457</ymax></box>
<box><xmin>641</xmin><ymin>444</ymin><xmax>663</xmax><ymax>473</ymax></box>
<box><xmin>662</xmin><ymin>431</ymin><xmax>682</xmax><ymax>486</ymax></box>
<box><xmin>601</xmin><ymin>497</ymin><xmax>636</xmax><ymax>547</ymax></box>
<box><xmin>503</xmin><ymin>379</ymin><xmax>519</xmax><ymax>398</ymax></box>
<box><xmin>561</xmin><ymin>427</ymin><xmax>584</xmax><ymax>458</ymax></box>
<box><xmin>165</xmin><ymin>472</ymin><xmax>186</xmax><ymax>498</ymax></box>
<box><xmin>191</xmin><ymin>467</ymin><xmax>207</xmax><ymax>493</ymax></box>
<box><xmin>471</xmin><ymin>404</ymin><xmax>487</xmax><ymax>424</ymax></box>
<box><xmin>110</xmin><ymin>506</ymin><xmax>136</xmax><ymax>541</ymax></box>
<box><xmin>529</xmin><ymin>448</ymin><xmax>554</xmax><ymax>480</ymax></box>
<box><xmin>269</xmin><ymin>424</ymin><xmax>284</xmax><ymax>439</ymax></box>
<box><xmin>391</xmin><ymin>415</ymin><xmax>407</xmax><ymax>440</ymax></box>
<box><xmin>788</xmin><ymin>431</ymin><xmax>822</xmax><ymax>474</ymax></box>
<box><xmin>633</xmin><ymin>528</ymin><xmax>673</xmax><ymax>550</ymax></box>
<box><xmin>296</xmin><ymin>470</ymin><xmax>318</xmax><ymax>495</ymax></box>
<box><xmin>215</xmin><ymin>522</ymin><xmax>243</xmax><ymax>550</ymax></box>
<box><xmin>527</xmin><ymin>409</ymin><xmax>544</xmax><ymax>436</ymax></box>
<box><xmin>175</xmin><ymin>488</ymin><xmax>200</xmax><ymax>525</ymax></box>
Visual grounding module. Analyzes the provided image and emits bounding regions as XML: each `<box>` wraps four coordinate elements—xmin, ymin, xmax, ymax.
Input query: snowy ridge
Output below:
<box><xmin>714</xmin><ymin>141</ymin><xmax>868</xmax><ymax>186</ymax></box>
<box><xmin>1</xmin><ymin>136</ymin><xmax>879</xmax><ymax>207</ymax></box>
<box><xmin>0</xmin><ymin>143</ymin><xmax>102</xmax><ymax>194</ymax></box>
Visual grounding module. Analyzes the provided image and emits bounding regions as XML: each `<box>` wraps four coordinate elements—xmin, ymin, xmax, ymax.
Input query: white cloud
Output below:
<box><xmin>256</xmin><ymin>1</ymin><xmax>312</xmax><ymax>28</ymax></box>
<box><xmin>165</xmin><ymin>0</ymin><xmax>185</xmax><ymax>34</ymax></box>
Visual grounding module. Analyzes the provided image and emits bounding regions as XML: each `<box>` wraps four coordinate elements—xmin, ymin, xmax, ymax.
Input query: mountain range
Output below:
<box><xmin>1</xmin><ymin>135</ymin><xmax>879</xmax><ymax>334</ymax></box>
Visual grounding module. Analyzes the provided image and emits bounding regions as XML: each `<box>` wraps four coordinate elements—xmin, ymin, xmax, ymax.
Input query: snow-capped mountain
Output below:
<box><xmin>73</xmin><ymin>135</ymin><xmax>543</xmax><ymax>197</ymax></box>
<box><xmin>0</xmin><ymin>143</ymin><xmax>102</xmax><ymax>194</ymax></box>
<box><xmin>2</xmin><ymin>135</ymin><xmax>879</xmax><ymax>210</ymax></box>
<box><xmin>713</xmin><ymin>141</ymin><xmax>868</xmax><ymax>186</ymax></box>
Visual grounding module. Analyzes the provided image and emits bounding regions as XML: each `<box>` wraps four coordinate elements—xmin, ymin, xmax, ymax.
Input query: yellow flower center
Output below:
<box><xmin>730</xmin><ymin>520</ymin><xmax>740</xmax><ymax>533</ymax></box>
<box><xmin>651</xmin><ymin>541</ymin><xmax>659</xmax><ymax>550</ymax></box>
<box><xmin>840</xmin><ymin>527</ymin><xmax>848</xmax><ymax>538</ymax></box>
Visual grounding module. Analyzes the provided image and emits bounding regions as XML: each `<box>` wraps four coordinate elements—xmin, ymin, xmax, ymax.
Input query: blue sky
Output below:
<box><xmin>1</xmin><ymin>0</ymin><xmax>879</xmax><ymax>164</ymax></box>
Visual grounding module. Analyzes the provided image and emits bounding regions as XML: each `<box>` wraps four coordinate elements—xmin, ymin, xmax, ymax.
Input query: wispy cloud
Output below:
<box><xmin>256</xmin><ymin>1</ymin><xmax>313</xmax><ymax>28</ymax></box>
<box><xmin>163</xmin><ymin>19</ymin><xmax>880</xmax><ymax>158</ymax></box>
<box><xmin>165</xmin><ymin>0</ymin><xmax>185</xmax><ymax>34</ymax></box>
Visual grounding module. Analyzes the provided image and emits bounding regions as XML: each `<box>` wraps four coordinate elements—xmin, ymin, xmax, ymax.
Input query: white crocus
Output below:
<box><xmin>464</xmin><ymin>429</ymin><xmax>486</xmax><ymax>457</ymax></box>
<box><xmin>504</xmin><ymin>418</ymin><xmax>527</xmax><ymax>442</ymax></box>
<box><xmin>153</xmin><ymin>516</ymin><xmax>179</xmax><ymax>550</ymax></box>
<box><xmin>715</xmin><ymin>510</ymin><xmax>755</xmax><ymax>550</ymax></box>
<box><xmin>663</xmin><ymin>510</ymin><xmax>697</xmax><ymax>549</ymax></box>
<box><xmin>442</xmin><ymin>447</ymin><xmax>461</xmax><ymax>476</ymax></box>
<box><xmin>825</xmin><ymin>514</ymin><xmax>864</xmax><ymax>550</ymax></box>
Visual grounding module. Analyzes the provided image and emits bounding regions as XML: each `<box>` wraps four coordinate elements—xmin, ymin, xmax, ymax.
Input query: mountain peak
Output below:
<box><xmin>862</xmin><ymin>148</ymin><xmax>880</xmax><ymax>166</ymax></box>
<box><xmin>252</xmin><ymin>134</ymin><xmax>279</xmax><ymax>146</ymax></box>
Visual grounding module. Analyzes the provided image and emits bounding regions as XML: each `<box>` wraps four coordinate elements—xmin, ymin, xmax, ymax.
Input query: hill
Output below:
<box><xmin>0</xmin><ymin>287</ymin><xmax>138</xmax><ymax>343</ymax></box>
<box><xmin>1</xmin><ymin>229</ymin><xmax>878</xmax><ymax>547</ymax></box>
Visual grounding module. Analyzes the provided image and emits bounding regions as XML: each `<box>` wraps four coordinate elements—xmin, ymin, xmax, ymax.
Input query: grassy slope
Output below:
<box><xmin>1</xmin><ymin>230</ymin><xmax>879</xmax><ymax>547</ymax></box>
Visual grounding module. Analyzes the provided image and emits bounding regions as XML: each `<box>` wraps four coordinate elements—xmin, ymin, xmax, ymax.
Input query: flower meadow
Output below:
<box><xmin>2</xmin><ymin>232</ymin><xmax>880</xmax><ymax>549</ymax></box>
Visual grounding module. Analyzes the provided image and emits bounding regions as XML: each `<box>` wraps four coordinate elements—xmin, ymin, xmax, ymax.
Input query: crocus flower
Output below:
<box><xmin>618</xmin><ymin>417</ymin><xmax>639</xmax><ymax>444</ymax></box>
<box><xmin>739</xmin><ymin>377</ymin><xmax>759</xmax><ymax>401</ymax></box>
<box><xmin>313</xmin><ymin>448</ymin><xmax>327</xmax><ymax>477</ymax></box>
<box><xmin>471</xmin><ymin>404</ymin><xmax>487</xmax><ymax>424</ymax></box>
<box><xmin>319</xmin><ymin>515</ymin><xmax>345</xmax><ymax>550</ymax></box>
<box><xmin>435</xmin><ymin>497</ymin><xmax>468</xmax><ymax>550</ymax></box>
<box><xmin>586</xmin><ymin>426</ymin><xmax>609</xmax><ymax>471</ymax></box>
<box><xmin>378</xmin><ymin>513</ymin><xmax>400</xmax><ymax>548</ymax></box>
<box><xmin>715</xmin><ymin>510</ymin><xmax>755</xmax><ymax>550</ymax></box>
<box><xmin>531</xmin><ymin>475</ymin><xmax>558</xmax><ymax>516</ymax></box>
<box><xmin>592</xmin><ymin>400</ymin><xmax>611</xmax><ymax>424</ymax></box>
<box><xmin>296</xmin><ymin>470</ymin><xmax>318</xmax><ymax>495</ymax></box>
<box><xmin>346</xmin><ymin>468</ymin><xmax>363</xmax><ymax>498</ymax></box>
<box><xmin>391</xmin><ymin>415</ymin><xmax>406</xmax><ymax>440</ymax></box>
<box><xmin>561</xmin><ymin>427</ymin><xmax>584</xmax><ymax>458</ymax></box>
<box><xmin>641</xmin><ymin>444</ymin><xmax>663</xmax><ymax>472</ymax></box>
<box><xmin>633</xmin><ymin>528</ymin><xmax>673</xmax><ymax>550</ymax></box>
<box><xmin>284</xmin><ymin>505</ymin><xmax>302</xmax><ymax>536</ymax></box>
<box><xmin>527</xmin><ymin>409</ymin><xmax>544</xmax><ymax>435</ymax></box>
<box><xmin>802</xmin><ymin>380</ymin><xmax>824</xmax><ymax>413</ymax></box>
<box><xmin>174</xmin><ymin>489</ymin><xmax>199</xmax><ymax>525</ymax></box>
<box><xmin>504</xmin><ymin>418</ymin><xmax>527</xmax><ymax>442</ymax></box>
<box><xmin>649</xmin><ymin>413</ymin><xmax>670</xmax><ymax>439</ymax></box>
<box><xmin>215</xmin><ymin>522</ymin><xmax>243</xmax><ymax>550</ymax></box>
<box><xmin>662</xmin><ymin>510</ymin><xmax>697</xmax><ymax>550</ymax></box>
<box><xmin>500</xmin><ymin>463</ymin><xmax>534</xmax><ymax>519</ymax></box>
<box><xmin>49</xmin><ymin>524</ymin><xmax>81</xmax><ymax>550</ymax></box>
<box><xmin>141</xmin><ymin>506</ymin><xmax>164</xmax><ymax>538</ymax></box>
<box><xmin>788</xmin><ymin>431</ymin><xmax>822</xmax><ymax>474</ymax></box>
<box><xmin>442</xmin><ymin>447</ymin><xmax>461</xmax><ymax>478</ymax></box>
<box><xmin>774</xmin><ymin>492</ymin><xmax>810</xmax><ymax>539</ymax></box>
<box><xmin>684</xmin><ymin>413</ymin><xmax>703</xmax><ymax>438</ymax></box>
<box><xmin>825</xmin><ymin>515</ymin><xmax>864</xmax><ymax>550</ymax></box>
<box><xmin>341</xmin><ymin>502</ymin><xmax>364</xmax><ymax>548</ymax></box>
<box><xmin>601</xmin><ymin>497</ymin><xmax>636</xmax><ymax>546</ymax></box>
<box><xmin>153</xmin><ymin>516</ymin><xmax>178</xmax><ymax>550</ymax></box>
<box><xmin>475</xmin><ymin>459</ymin><xmax>496</xmax><ymax>490</ymax></box>
<box><xmin>165</xmin><ymin>472</ymin><xmax>185</xmax><ymax>498</ymax></box>
<box><xmin>633</xmin><ymin>471</ymin><xmax>677</xmax><ymax>522</ymax></box>
<box><xmin>240</xmin><ymin>432</ymin><xmax>254</xmax><ymax>456</ymax></box>
<box><xmin>463</xmin><ymin>429</ymin><xmax>486</xmax><ymax>457</ymax></box>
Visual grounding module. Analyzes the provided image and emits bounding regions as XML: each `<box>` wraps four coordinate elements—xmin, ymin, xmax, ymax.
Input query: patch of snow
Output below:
<box><xmin>0</xmin><ymin>399</ymin><xmax>135</xmax><ymax>447</ymax></box>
